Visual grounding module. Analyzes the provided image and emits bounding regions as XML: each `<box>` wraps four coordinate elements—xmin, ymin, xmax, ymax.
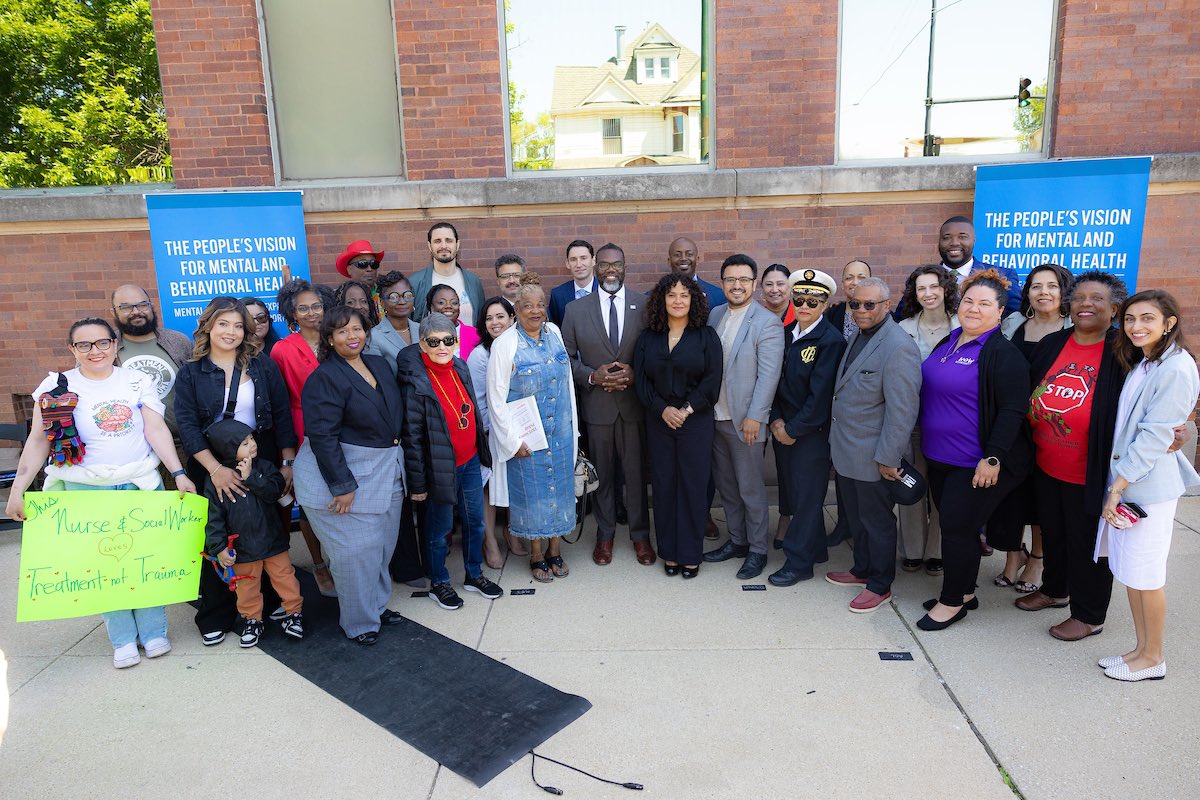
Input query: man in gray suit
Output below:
<box><xmin>703</xmin><ymin>254</ymin><xmax>784</xmax><ymax>579</ymax></box>
<box><xmin>561</xmin><ymin>243</ymin><xmax>655</xmax><ymax>566</ymax></box>
<box><xmin>826</xmin><ymin>277</ymin><xmax>922</xmax><ymax>613</ymax></box>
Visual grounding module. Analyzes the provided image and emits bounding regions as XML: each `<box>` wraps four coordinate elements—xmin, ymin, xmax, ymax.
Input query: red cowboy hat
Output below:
<box><xmin>335</xmin><ymin>240</ymin><xmax>386</xmax><ymax>278</ymax></box>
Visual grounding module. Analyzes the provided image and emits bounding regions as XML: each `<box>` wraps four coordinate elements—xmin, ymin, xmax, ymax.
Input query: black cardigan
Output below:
<box><xmin>396</xmin><ymin>344</ymin><xmax>491</xmax><ymax>505</ymax></box>
<box><xmin>1028</xmin><ymin>327</ymin><xmax>1125</xmax><ymax>516</ymax></box>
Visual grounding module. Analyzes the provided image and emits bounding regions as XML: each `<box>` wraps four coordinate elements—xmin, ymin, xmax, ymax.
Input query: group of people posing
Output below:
<box><xmin>6</xmin><ymin>217</ymin><xmax>1197</xmax><ymax>683</ymax></box>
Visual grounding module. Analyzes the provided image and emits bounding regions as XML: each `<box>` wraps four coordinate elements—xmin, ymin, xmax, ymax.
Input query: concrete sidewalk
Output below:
<box><xmin>2</xmin><ymin>499</ymin><xmax>1197</xmax><ymax>799</ymax></box>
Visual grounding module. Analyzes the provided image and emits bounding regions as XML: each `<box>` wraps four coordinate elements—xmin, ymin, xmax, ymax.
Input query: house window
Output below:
<box><xmin>502</xmin><ymin>2</ymin><xmax>710</xmax><ymax>172</ymax></box>
<box><xmin>671</xmin><ymin>114</ymin><xmax>685</xmax><ymax>152</ymax></box>
<box><xmin>261</xmin><ymin>0</ymin><xmax>404</xmax><ymax>179</ymax></box>
<box><xmin>838</xmin><ymin>0</ymin><xmax>1055</xmax><ymax>160</ymax></box>
<box><xmin>602</xmin><ymin>118</ymin><xmax>623</xmax><ymax>155</ymax></box>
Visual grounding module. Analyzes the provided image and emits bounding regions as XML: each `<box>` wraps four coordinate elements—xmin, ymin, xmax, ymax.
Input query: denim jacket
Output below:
<box><xmin>173</xmin><ymin>354</ymin><xmax>297</xmax><ymax>459</ymax></box>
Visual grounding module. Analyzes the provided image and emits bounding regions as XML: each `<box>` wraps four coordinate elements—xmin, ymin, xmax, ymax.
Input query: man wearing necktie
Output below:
<box><xmin>549</xmin><ymin>239</ymin><xmax>599</xmax><ymax>327</ymax></box>
<box><xmin>561</xmin><ymin>243</ymin><xmax>654</xmax><ymax>566</ymax></box>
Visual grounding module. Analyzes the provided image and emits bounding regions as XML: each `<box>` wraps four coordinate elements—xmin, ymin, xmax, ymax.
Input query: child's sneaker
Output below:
<box><xmin>113</xmin><ymin>642</ymin><xmax>140</xmax><ymax>669</ymax></box>
<box><xmin>428</xmin><ymin>582</ymin><xmax>464</xmax><ymax>610</ymax></box>
<box><xmin>269</xmin><ymin>606</ymin><xmax>288</xmax><ymax>621</ymax></box>
<box><xmin>462</xmin><ymin>574</ymin><xmax>503</xmax><ymax>600</ymax></box>
<box><xmin>201</xmin><ymin>631</ymin><xmax>225</xmax><ymax>646</ymax></box>
<box><xmin>143</xmin><ymin>637</ymin><xmax>172</xmax><ymax>658</ymax></box>
<box><xmin>240</xmin><ymin>619</ymin><xmax>264</xmax><ymax>648</ymax></box>
<box><xmin>281</xmin><ymin>613</ymin><xmax>304</xmax><ymax>639</ymax></box>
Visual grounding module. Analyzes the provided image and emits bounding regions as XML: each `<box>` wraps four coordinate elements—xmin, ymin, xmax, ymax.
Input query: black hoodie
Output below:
<box><xmin>203</xmin><ymin>419</ymin><xmax>289</xmax><ymax>562</ymax></box>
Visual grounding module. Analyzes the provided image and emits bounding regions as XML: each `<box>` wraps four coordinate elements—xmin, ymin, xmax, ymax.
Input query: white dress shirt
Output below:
<box><xmin>599</xmin><ymin>285</ymin><xmax>626</xmax><ymax>344</ymax></box>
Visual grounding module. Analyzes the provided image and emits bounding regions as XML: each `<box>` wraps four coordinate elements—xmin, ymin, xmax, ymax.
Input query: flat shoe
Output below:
<box><xmin>1013</xmin><ymin>580</ymin><xmax>1041</xmax><ymax>594</ymax></box>
<box><xmin>923</xmin><ymin>597</ymin><xmax>979</xmax><ymax>611</ymax></box>
<box><xmin>663</xmin><ymin>562</ymin><xmax>681</xmax><ymax>577</ymax></box>
<box><xmin>354</xmin><ymin>631</ymin><xmax>379</xmax><ymax>646</ymax></box>
<box><xmin>1098</xmin><ymin>655</ymin><xmax>1126</xmax><ymax>669</ymax></box>
<box><xmin>916</xmin><ymin>606</ymin><xmax>969</xmax><ymax>631</ymax></box>
<box><xmin>1104</xmin><ymin>661</ymin><xmax>1165</xmax><ymax>682</ymax></box>
<box><xmin>901</xmin><ymin>558</ymin><xmax>924</xmax><ymax>572</ymax></box>
<box><xmin>530</xmin><ymin>559</ymin><xmax>554</xmax><ymax>583</ymax></box>
<box><xmin>546</xmin><ymin>554</ymin><xmax>569</xmax><ymax>578</ymax></box>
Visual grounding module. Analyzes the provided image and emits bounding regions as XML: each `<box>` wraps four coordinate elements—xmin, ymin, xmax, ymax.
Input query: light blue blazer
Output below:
<box><xmin>364</xmin><ymin>317</ymin><xmax>421</xmax><ymax>377</ymax></box>
<box><xmin>1110</xmin><ymin>346</ymin><xmax>1200</xmax><ymax>505</ymax></box>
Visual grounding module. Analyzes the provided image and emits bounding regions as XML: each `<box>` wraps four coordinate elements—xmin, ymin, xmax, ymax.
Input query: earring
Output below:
<box><xmin>1024</xmin><ymin>306</ymin><xmax>1035</xmax><ymax>319</ymax></box>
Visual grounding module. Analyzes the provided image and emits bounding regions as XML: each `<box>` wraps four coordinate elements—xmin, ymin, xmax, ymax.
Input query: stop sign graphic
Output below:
<box><xmin>1039</xmin><ymin>373</ymin><xmax>1089</xmax><ymax>414</ymax></box>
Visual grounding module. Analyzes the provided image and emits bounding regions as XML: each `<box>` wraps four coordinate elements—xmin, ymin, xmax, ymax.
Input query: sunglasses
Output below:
<box><xmin>383</xmin><ymin>291</ymin><xmax>415</xmax><ymax>304</ymax></box>
<box><xmin>250</xmin><ymin>313</ymin><xmax>270</xmax><ymax>323</ymax></box>
<box><xmin>792</xmin><ymin>295</ymin><xmax>826</xmax><ymax>309</ymax></box>
<box><xmin>424</xmin><ymin>336</ymin><xmax>459</xmax><ymax>348</ymax></box>
<box><xmin>848</xmin><ymin>300</ymin><xmax>885</xmax><ymax>311</ymax></box>
<box><xmin>349</xmin><ymin>260</ymin><xmax>379</xmax><ymax>271</ymax></box>
<box><xmin>72</xmin><ymin>338</ymin><xmax>115</xmax><ymax>353</ymax></box>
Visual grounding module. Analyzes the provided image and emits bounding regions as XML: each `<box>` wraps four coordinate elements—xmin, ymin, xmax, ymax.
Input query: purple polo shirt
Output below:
<box><xmin>919</xmin><ymin>326</ymin><xmax>997</xmax><ymax>468</ymax></box>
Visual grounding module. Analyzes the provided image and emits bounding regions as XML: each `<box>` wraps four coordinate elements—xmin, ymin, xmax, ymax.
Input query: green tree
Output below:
<box><xmin>1012</xmin><ymin>80</ymin><xmax>1047</xmax><ymax>152</ymax></box>
<box><xmin>504</xmin><ymin>0</ymin><xmax>554</xmax><ymax>170</ymax></box>
<box><xmin>0</xmin><ymin>0</ymin><xmax>170</xmax><ymax>187</ymax></box>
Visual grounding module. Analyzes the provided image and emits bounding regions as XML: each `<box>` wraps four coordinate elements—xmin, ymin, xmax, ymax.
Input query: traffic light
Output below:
<box><xmin>1017</xmin><ymin>78</ymin><xmax>1032</xmax><ymax>108</ymax></box>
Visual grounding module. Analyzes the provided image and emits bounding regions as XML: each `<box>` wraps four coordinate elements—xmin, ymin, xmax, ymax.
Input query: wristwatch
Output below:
<box><xmin>683</xmin><ymin>403</ymin><xmax>694</xmax><ymax>415</ymax></box>
<box><xmin>282</xmin><ymin>459</ymin><xmax>295</xmax><ymax>467</ymax></box>
<box><xmin>985</xmin><ymin>457</ymin><xmax>1000</xmax><ymax>467</ymax></box>
<box><xmin>169</xmin><ymin>469</ymin><xmax>186</xmax><ymax>478</ymax></box>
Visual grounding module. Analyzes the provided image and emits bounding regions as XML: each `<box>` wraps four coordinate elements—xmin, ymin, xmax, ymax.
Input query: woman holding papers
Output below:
<box><xmin>6</xmin><ymin>318</ymin><xmax>195</xmax><ymax>669</ymax></box>
<box><xmin>486</xmin><ymin>273</ymin><xmax>578</xmax><ymax>583</ymax></box>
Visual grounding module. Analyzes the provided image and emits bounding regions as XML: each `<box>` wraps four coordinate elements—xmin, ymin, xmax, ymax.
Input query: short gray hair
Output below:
<box><xmin>854</xmin><ymin>277</ymin><xmax>891</xmax><ymax>299</ymax></box>
<box><xmin>419</xmin><ymin>313</ymin><xmax>455</xmax><ymax>339</ymax></box>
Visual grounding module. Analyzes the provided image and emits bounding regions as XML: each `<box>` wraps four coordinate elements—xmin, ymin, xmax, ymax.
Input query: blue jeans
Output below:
<box><xmin>63</xmin><ymin>480</ymin><xmax>169</xmax><ymax>648</ymax></box>
<box><xmin>422</xmin><ymin>455</ymin><xmax>485</xmax><ymax>585</ymax></box>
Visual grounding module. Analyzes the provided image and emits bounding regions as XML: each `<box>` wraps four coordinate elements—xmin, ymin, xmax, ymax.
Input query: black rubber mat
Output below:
<box><xmin>257</xmin><ymin>572</ymin><xmax>591</xmax><ymax>787</ymax></box>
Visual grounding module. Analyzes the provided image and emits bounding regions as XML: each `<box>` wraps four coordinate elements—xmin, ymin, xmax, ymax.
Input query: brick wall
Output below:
<box><xmin>714</xmin><ymin>0</ymin><xmax>837</xmax><ymax>168</ymax></box>
<box><xmin>151</xmin><ymin>0</ymin><xmax>274</xmax><ymax>188</ymax></box>
<box><xmin>1050</xmin><ymin>0</ymin><xmax>1200</xmax><ymax>157</ymax></box>
<box><xmin>3</xmin><ymin>192</ymin><xmax>1194</xmax><ymax>423</ymax></box>
<box><xmin>393</xmin><ymin>0</ymin><xmax>507</xmax><ymax>181</ymax></box>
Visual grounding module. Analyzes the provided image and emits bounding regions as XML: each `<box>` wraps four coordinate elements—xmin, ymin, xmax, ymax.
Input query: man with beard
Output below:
<box><xmin>560</xmin><ymin>243</ymin><xmax>654</xmax><ymax>566</ymax></box>
<box><xmin>938</xmin><ymin>216</ymin><xmax>1020</xmax><ymax>316</ymax></box>
<box><xmin>668</xmin><ymin>236</ymin><xmax>725</xmax><ymax>311</ymax></box>
<box><xmin>410</xmin><ymin>222</ymin><xmax>485</xmax><ymax>323</ymax></box>
<box><xmin>111</xmin><ymin>284</ymin><xmax>193</xmax><ymax>435</ymax></box>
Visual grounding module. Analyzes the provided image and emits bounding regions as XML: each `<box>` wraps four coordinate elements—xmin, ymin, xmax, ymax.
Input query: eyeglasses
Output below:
<box><xmin>295</xmin><ymin>303</ymin><xmax>324</xmax><ymax>315</ymax></box>
<box><xmin>72</xmin><ymin>338</ymin><xmax>115</xmax><ymax>353</ymax></box>
<box><xmin>424</xmin><ymin>336</ymin><xmax>459</xmax><ymax>348</ymax></box>
<box><xmin>383</xmin><ymin>291</ymin><xmax>415</xmax><ymax>304</ymax></box>
<box><xmin>349</xmin><ymin>260</ymin><xmax>379</xmax><ymax>271</ymax></box>
<box><xmin>597</xmin><ymin>260</ymin><xmax>625</xmax><ymax>269</ymax></box>
<box><xmin>722</xmin><ymin>276</ymin><xmax>754</xmax><ymax>285</ymax></box>
<box><xmin>848</xmin><ymin>299</ymin><xmax>886</xmax><ymax>311</ymax></box>
<box><xmin>497</xmin><ymin>271</ymin><xmax>522</xmax><ymax>281</ymax></box>
<box><xmin>113</xmin><ymin>301</ymin><xmax>152</xmax><ymax>314</ymax></box>
<box><xmin>792</xmin><ymin>295</ymin><xmax>827</xmax><ymax>309</ymax></box>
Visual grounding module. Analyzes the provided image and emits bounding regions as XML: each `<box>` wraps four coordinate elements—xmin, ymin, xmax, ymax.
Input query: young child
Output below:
<box><xmin>203</xmin><ymin>419</ymin><xmax>303</xmax><ymax>647</ymax></box>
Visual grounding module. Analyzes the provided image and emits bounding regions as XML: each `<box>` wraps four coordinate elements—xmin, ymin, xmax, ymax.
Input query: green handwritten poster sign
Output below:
<box><xmin>16</xmin><ymin>492</ymin><xmax>207</xmax><ymax>622</ymax></box>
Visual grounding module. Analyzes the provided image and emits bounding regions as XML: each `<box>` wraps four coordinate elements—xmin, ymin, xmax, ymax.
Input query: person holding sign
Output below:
<box><xmin>398</xmin><ymin>314</ymin><xmax>503</xmax><ymax>611</ymax></box>
<box><xmin>5</xmin><ymin>318</ymin><xmax>196</xmax><ymax>669</ymax></box>
<box><xmin>294</xmin><ymin>306</ymin><xmax>407</xmax><ymax>646</ymax></box>
<box><xmin>634</xmin><ymin>273</ymin><xmax>723</xmax><ymax>579</ymax></box>
<box><xmin>486</xmin><ymin>273</ymin><xmax>578</xmax><ymax>584</ymax></box>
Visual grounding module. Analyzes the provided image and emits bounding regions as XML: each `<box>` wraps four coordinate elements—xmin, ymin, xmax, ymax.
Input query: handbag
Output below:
<box><xmin>574</xmin><ymin>448</ymin><xmax>599</xmax><ymax>498</ymax></box>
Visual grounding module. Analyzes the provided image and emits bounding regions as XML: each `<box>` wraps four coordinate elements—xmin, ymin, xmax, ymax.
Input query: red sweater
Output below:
<box><xmin>422</xmin><ymin>354</ymin><xmax>477</xmax><ymax>466</ymax></box>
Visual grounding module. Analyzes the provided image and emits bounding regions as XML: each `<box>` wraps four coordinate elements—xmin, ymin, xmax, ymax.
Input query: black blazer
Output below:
<box><xmin>771</xmin><ymin>317</ymin><xmax>847</xmax><ymax>442</ymax></box>
<box><xmin>633</xmin><ymin>326</ymin><xmax>722</xmax><ymax>415</ymax></box>
<box><xmin>824</xmin><ymin>302</ymin><xmax>849</xmax><ymax>336</ymax></box>
<box><xmin>974</xmin><ymin>332</ymin><xmax>1034</xmax><ymax>478</ymax></box>
<box><xmin>301</xmin><ymin>353</ymin><xmax>404</xmax><ymax>493</ymax></box>
<box><xmin>1028</xmin><ymin>327</ymin><xmax>1125</xmax><ymax>515</ymax></box>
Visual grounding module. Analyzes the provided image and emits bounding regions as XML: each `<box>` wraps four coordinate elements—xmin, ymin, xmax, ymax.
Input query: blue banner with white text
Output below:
<box><xmin>972</xmin><ymin>157</ymin><xmax>1151</xmax><ymax>290</ymax></box>
<box><xmin>145</xmin><ymin>192</ymin><xmax>310</xmax><ymax>339</ymax></box>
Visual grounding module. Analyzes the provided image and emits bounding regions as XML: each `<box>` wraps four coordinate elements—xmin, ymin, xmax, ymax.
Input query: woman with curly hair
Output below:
<box><xmin>173</xmin><ymin>296</ymin><xmax>297</xmax><ymax>644</ymax></box>
<box><xmin>336</xmin><ymin>279</ymin><xmax>380</xmax><ymax>328</ymax></box>
<box><xmin>486</xmin><ymin>273</ymin><xmax>579</xmax><ymax>583</ymax></box>
<box><xmin>634</xmin><ymin>273</ymin><xmax>723</xmax><ymax>578</ymax></box>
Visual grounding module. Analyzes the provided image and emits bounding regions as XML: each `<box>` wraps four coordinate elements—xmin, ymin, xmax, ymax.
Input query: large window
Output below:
<box><xmin>503</xmin><ymin>0</ymin><xmax>708</xmax><ymax>172</ymax></box>
<box><xmin>838</xmin><ymin>0</ymin><xmax>1055</xmax><ymax>161</ymax></box>
<box><xmin>262</xmin><ymin>0</ymin><xmax>404</xmax><ymax>180</ymax></box>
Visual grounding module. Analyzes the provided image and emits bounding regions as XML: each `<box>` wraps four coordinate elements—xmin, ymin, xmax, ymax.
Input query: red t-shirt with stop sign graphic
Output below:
<box><xmin>1029</xmin><ymin>336</ymin><xmax>1105</xmax><ymax>484</ymax></box>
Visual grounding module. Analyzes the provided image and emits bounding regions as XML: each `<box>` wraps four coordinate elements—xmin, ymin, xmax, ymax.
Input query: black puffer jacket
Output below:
<box><xmin>396</xmin><ymin>344</ymin><xmax>491</xmax><ymax>506</ymax></box>
<box><xmin>203</xmin><ymin>419</ymin><xmax>289</xmax><ymax>562</ymax></box>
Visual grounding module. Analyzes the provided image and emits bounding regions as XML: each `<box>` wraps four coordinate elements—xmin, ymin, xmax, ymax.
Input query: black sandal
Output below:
<box><xmin>546</xmin><ymin>554</ymin><xmax>569</xmax><ymax>578</ymax></box>
<box><xmin>530</xmin><ymin>559</ymin><xmax>554</xmax><ymax>583</ymax></box>
<box><xmin>1015</xmin><ymin>550</ymin><xmax>1044</xmax><ymax>594</ymax></box>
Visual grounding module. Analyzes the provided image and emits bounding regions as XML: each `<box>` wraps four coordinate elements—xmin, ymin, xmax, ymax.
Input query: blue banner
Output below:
<box><xmin>145</xmin><ymin>192</ymin><xmax>310</xmax><ymax>339</ymax></box>
<box><xmin>972</xmin><ymin>157</ymin><xmax>1152</xmax><ymax>290</ymax></box>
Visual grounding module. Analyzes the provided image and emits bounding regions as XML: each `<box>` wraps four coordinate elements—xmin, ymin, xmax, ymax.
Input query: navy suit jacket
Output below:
<box><xmin>549</xmin><ymin>278</ymin><xmax>598</xmax><ymax>327</ymax></box>
<box><xmin>697</xmin><ymin>277</ymin><xmax>727</xmax><ymax>311</ymax></box>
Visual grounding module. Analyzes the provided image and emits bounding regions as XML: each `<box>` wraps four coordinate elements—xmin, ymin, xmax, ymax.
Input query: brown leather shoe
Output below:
<box><xmin>634</xmin><ymin>540</ymin><xmax>657</xmax><ymax>565</ymax></box>
<box><xmin>1049</xmin><ymin>617</ymin><xmax>1104</xmax><ymax>641</ymax></box>
<box><xmin>1014</xmin><ymin>590</ymin><xmax>1070</xmax><ymax>611</ymax></box>
<box><xmin>592</xmin><ymin>540</ymin><xmax>613</xmax><ymax>566</ymax></box>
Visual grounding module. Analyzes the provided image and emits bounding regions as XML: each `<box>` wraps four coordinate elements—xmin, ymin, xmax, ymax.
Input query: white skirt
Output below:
<box><xmin>1094</xmin><ymin>498</ymin><xmax>1177</xmax><ymax>590</ymax></box>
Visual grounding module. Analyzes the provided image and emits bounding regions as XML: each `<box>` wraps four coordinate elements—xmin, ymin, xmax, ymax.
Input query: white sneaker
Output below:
<box><xmin>201</xmin><ymin>631</ymin><xmax>226</xmax><ymax>646</ymax></box>
<box><xmin>113</xmin><ymin>643</ymin><xmax>140</xmax><ymax>669</ymax></box>
<box><xmin>143</xmin><ymin>637</ymin><xmax>172</xmax><ymax>658</ymax></box>
<box><xmin>269</xmin><ymin>606</ymin><xmax>288</xmax><ymax>621</ymax></box>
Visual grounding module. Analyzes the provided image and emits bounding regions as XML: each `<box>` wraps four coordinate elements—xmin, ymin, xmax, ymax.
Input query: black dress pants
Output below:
<box><xmin>926</xmin><ymin>459</ymin><xmax>1020</xmax><ymax>606</ymax></box>
<box><xmin>646</xmin><ymin>409</ymin><xmax>714</xmax><ymax>566</ymax></box>
<box><xmin>839</xmin><ymin>474</ymin><xmax>898</xmax><ymax>596</ymax></box>
<box><xmin>1034</xmin><ymin>468</ymin><xmax>1113</xmax><ymax>625</ymax></box>
<box><xmin>776</xmin><ymin>436</ymin><xmax>830</xmax><ymax>575</ymax></box>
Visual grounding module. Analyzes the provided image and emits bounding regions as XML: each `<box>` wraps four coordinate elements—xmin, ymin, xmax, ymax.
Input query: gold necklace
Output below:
<box><xmin>429</xmin><ymin>364</ymin><xmax>471</xmax><ymax>430</ymax></box>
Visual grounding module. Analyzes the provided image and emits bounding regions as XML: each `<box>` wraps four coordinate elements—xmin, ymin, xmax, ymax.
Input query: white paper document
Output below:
<box><xmin>505</xmin><ymin>395</ymin><xmax>549</xmax><ymax>452</ymax></box>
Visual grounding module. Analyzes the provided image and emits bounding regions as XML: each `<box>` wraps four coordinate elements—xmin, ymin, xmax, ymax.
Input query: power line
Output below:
<box><xmin>851</xmin><ymin>0</ymin><xmax>973</xmax><ymax>107</ymax></box>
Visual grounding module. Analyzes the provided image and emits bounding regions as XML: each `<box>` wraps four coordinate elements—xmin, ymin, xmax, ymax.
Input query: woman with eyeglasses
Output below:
<box><xmin>6</xmin><ymin>318</ymin><xmax>195</xmax><ymax>669</ymax></box>
<box><xmin>174</xmin><ymin>296</ymin><xmax>298</xmax><ymax>646</ymax></box>
<box><xmin>426</xmin><ymin>284</ymin><xmax>480</xmax><ymax>361</ymax></box>
<box><xmin>270</xmin><ymin>279</ymin><xmax>336</xmax><ymax>597</ymax></box>
<box><xmin>335</xmin><ymin>280</ymin><xmax>381</xmax><ymax>328</ymax></box>
<box><xmin>364</xmin><ymin>271</ymin><xmax>420</xmax><ymax>377</ymax></box>
<box><xmin>241</xmin><ymin>297</ymin><xmax>280</xmax><ymax>355</ymax></box>
<box><xmin>487</xmin><ymin>273</ymin><xmax>579</xmax><ymax>583</ymax></box>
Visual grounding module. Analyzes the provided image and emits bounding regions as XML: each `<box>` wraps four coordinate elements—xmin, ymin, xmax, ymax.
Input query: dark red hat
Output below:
<box><xmin>335</xmin><ymin>240</ymin><xmax>385</xmax><ymax>278</ymax></box>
